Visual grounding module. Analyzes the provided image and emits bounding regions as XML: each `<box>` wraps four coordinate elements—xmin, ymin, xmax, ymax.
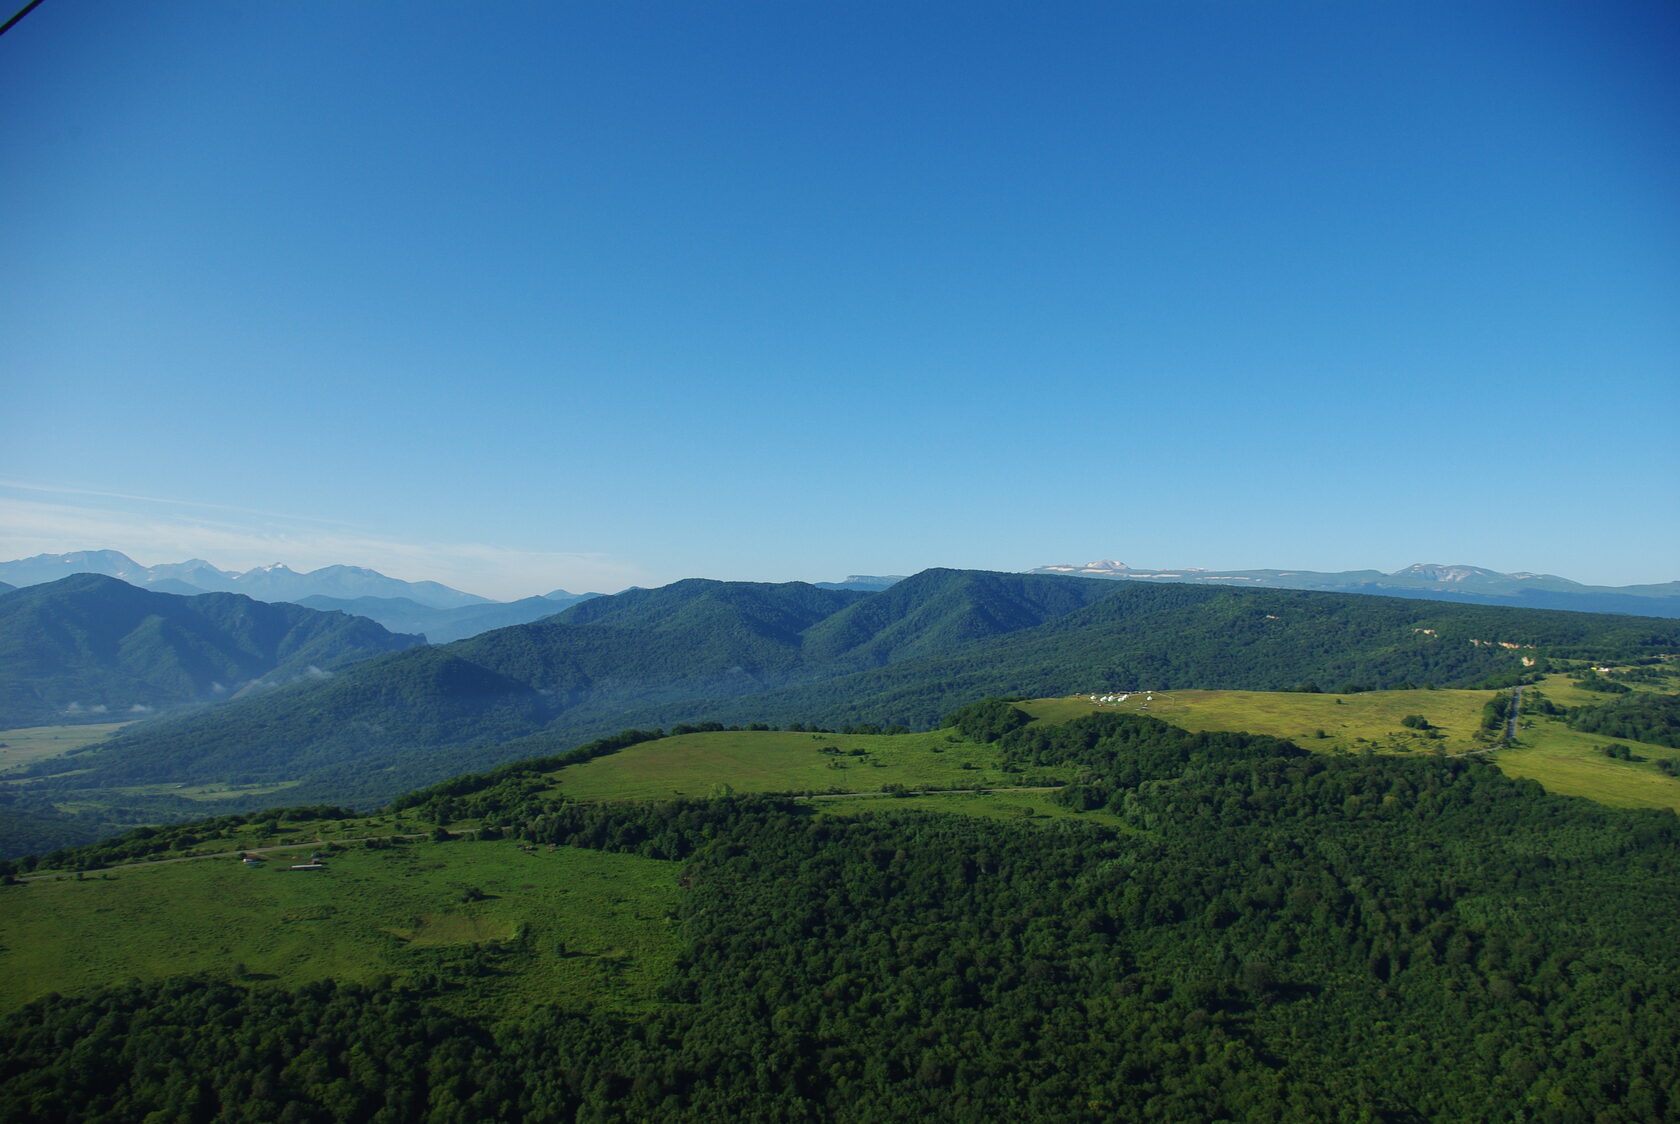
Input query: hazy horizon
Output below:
<box><xmin>2</xmin><ymin>535</ymin><xmax>1673</xmax><ymax>605</ymax></box>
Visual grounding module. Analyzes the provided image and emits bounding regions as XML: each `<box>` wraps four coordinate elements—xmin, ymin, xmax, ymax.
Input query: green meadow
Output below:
<box><xmin>540</xmin><ymin>682</ymin><xmax>1679</xmax><ymax>816</ymax></box>
<box><xmin>0</xmin><ymin>836</ymin><xmax>681</xmax><ymax>1018</ymax></box>
<box><xmin>1020</xmin><ymin>688</ymin><xmax>1491</xmax><ymax>754</ymax></box>
<box><xmin>1494</xmin><ymin>672</ymin><xmax>1680</xmax><ymax>810</ymax></box>
<box><xmin>0</xmin><ymin>722</ymin><xmax>129</xmax><ymax>774</ymax></box>
<box><xmin>1020</xmin><ymin>678</ymin><xmax>1680</xmax><ymax>812</ymax></box>
<box><xmin>1528</xmin><ymin>669</ymin><xmax>1673</xmax><ymax>709</ymax></box>
<box><xmin>541</xmin><ymin>727</ymin><xmax>1029</xmax><ymax>802</ymax></box>
<box><xmin>106</xmin><ymin>779</ymin><xmax>304</xmax><ymax>803</ymax></box>
<box><xmin>1495</xmin><ymin>723</ymin><xmax>1680</xmax><ymax>810</ymax></box>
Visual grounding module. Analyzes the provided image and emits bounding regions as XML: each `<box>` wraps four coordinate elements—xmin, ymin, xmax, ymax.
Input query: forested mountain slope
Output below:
<box><xmin>295</xmin><ymin>592</ymin><xmax>594</xmax><ymax>644</ymax></box>
<box><xmin>798</xmin><ymin>567</ymin><xmax>1114</xmax><ymax>668</ymax></box>
<box><xmin>28</xmin><ymin>570</ymin><xmax>1680</xmax><ymax>809</ymax></box>
<box><xmin>595</xmin><ymin>582</ymin><xmax>1680</xmax><ymax>733</ymax></box>
<box><xmin>0</xmin><ymin>575</ymin><xmax>423</xmax><ymax>727</ymax></box>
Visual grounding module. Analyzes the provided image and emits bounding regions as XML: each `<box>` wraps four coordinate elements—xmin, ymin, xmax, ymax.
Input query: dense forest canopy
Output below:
<box><xmin>3</xmin><ymin>700</ymin><xmax>1677</xmax><ymax>1121</ymax></box>
<box><xmin>1569</xmin><ymin>691</ymin><xmax>1680</xmax><ymax>749</ymax></box>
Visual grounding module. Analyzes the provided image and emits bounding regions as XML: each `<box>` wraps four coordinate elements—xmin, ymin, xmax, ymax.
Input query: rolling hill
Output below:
<box><xmin>25</xmin><ymin>569</ymin><xmax>1680</xmax><ymax>810</ymax></box>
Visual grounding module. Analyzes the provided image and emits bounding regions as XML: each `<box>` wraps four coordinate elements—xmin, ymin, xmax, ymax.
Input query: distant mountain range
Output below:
<box><xmin>294</xmin><ymin>592</ymin><xmax>597</xmax><ymax>644</ymax></box>
<box><xmin>0</xmin><ymin>551</ymin><xmax>623</xmax><ymax>642</ymax></box>
<box><xmin>0</xmin><ymin>553</ymin><xmax>911</xmax><ymax>648</ymax></box>
<box><xmin>814</xmin><ymin>575</ymin><xmax>906</xmax><ymax>592</ymax></box>
<box><xmin>1028</xmin><ymin>560</ymin><xmax>1680</xmax><ymax>617</ymax></box>
<box><xmin>32</xmin><ymin>568</ymin><xmax>1679</xmax><ymax>812</ymax></box>
<box><xmin>0</xmin><ymin>574</ymin><xmax>423</xmax><ymax>727</ymax></box>
<box><xmin>0</xmin><ymin>551</ymin><xmax>492</xmax><ymax>610</ymax></box>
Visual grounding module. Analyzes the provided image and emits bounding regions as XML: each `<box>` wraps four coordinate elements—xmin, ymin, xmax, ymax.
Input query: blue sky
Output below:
<box><xmin>4</xmin><ymin>2</ymin><xmax>1676</xmax><ymax>598</ymax></box>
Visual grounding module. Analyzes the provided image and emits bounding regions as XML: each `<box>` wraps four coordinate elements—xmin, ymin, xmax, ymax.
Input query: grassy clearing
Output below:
<box><xmin>1021</xmin><ymin>686</ymin><xmax>1680</xmax><ymax>812</ymax></box>
<box><xmin>1019</xmin><ymin>690</ymin><xmax>1490</xmax><ymax>756</ymax></box>
<box><xmin>1530</xmin><ymin>669</ymin><xmax>1677</xmax><ymax>708</ymax></box>
<box><xmin>1531</xmin><ymin>672</ymin><xmax>1612</xmax><ymax>710</ymax></box>
<box><xmin>0</xmin><ymin>723</ymin><xmax>130</xmax><ymax>775</ymax></box>
<box><xmin>396</xmin><ymin>912</ymin><xmax>518</xmax><ymax>947</ymax></box>
<box><xmin>108</xmin><ymin>780</ymin><xmax>303</xmax><ymax>803</ymax></box>
<box><xmin>543</xmin><ymin>728</ymin><xmax>1028</xmax><ymax>801</ymax></box>
<box><xmin>0</xmin><ymin>836</ymin><xmax>681</xmax><ymax>1019</ymax></box>
<box><xmin>1497</xmin><ymin>707</ymin><xmax>1680</xmax><ymax>811</ymax></box>
<box><xmin>21</xmin><ymin>813</ymin><xmax>417</xmax><ymax>874</ymax></box>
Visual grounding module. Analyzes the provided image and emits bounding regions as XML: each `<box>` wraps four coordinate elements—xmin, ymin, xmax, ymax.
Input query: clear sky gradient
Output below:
<box><xmin>4</xmin><ymin>2</ymin><xmax>1676</xmax><ymax>598</ymax></box>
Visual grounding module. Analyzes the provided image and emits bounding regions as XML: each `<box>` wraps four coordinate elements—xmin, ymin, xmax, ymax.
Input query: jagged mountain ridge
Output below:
<box><xmin>0</xmin><ymin>574</ymin><xmax>424</xmax><ymax>727</ymax></box>
<box><xmin>0</xmin><ymin>551</ymin><xmax>491</xmax><ymax>610</ymax></box>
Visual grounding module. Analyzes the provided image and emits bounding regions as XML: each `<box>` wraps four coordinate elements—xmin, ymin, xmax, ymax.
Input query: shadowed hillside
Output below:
<box><xmin>0</xmin><ymin>574</ymin><xmax>423</xmax><ymax>727</ymax></box>
<box><xmin>23</xmin><ymin>570</ymin><xmax>1680</xmax><ymax>809</ymax></box>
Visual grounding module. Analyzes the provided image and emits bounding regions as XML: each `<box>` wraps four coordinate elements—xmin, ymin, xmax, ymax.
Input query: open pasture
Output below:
<box><xmin>108</xmin><ymin>779</ymin><xmax>304</xmax><ymax>803</ymax></box>
<box><xmin>1020</xmin><ymin>689</ymin><xmax>1491</xmax><ymax>754</ymax></box>
<box><xmin>1023</xmin><ymin>686</ymin><xmax>1680</xmax><ymax>811</ymax></box>
<box><xmin>0</xmin><ymin>838</ymin><xmax>681</xmax><ymax>1018</ymax></box>
<box><xmin>543</xmin><ymin>727</ymin><xmax>1022</xmax><ymax>801</ymax></box>
<box><xmin>1529</xmin><ymin>668</ymin><xmax>1675</xmax><ymax>709</ymax></box>
<box><xmin>1498</xmin><ymin>715</ymin><xmax>1680</xmax><ymax>811</ymax></box>
<box><xmin>0</xmin><ymin>722</ymin><xmax>129</xmax><ymax>775</ymax></box>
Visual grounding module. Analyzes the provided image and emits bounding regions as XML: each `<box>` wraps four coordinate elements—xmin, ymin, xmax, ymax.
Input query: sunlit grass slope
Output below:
<box><xmin>0</xmin><ymin>838</ymin><xmax>680</xmax><ymax>1018</ymax></box>
<box><xmin>541</xmin><ymin>728</ymin><xmax>1032</xmax><ymax>801</ymax></box>
<box><xmin>1497</xmin><ymin>673</ymin><xmax>1680</xmax><ymax>810</ymax></box>
<box><xmin>0</xmin><ymin>722</ymin><xmax>129</xmax><ymax>774</ymax></box>
<box><xmin>1021</xmin><ymin>677</ymin><xmax>1680</xmax><ymax>811</ymax></box>
<box><xmin>1019</xmin><ymin>689</ymin><xmax>1490</xmax><ymax>753</ymax></box>
<box><xmin>1494</xmin><ymin>725</ymin><xmax>1680</xmax><ymax>810</ymax></box>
